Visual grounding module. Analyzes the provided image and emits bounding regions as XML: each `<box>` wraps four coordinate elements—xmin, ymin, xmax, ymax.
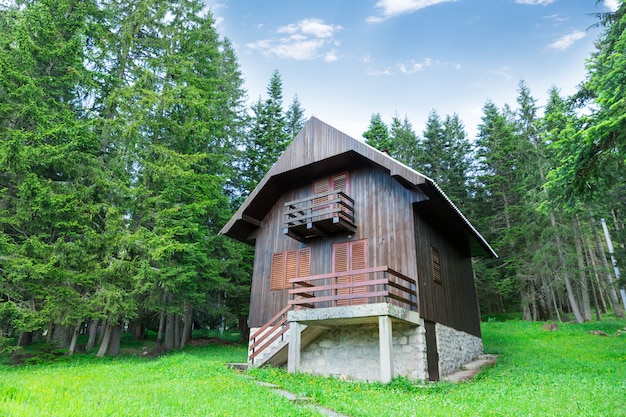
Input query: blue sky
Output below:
<box><xmin>208</xmin><ymin>0</ymin><xmax>619</xmax><ymax>140</ymax></box>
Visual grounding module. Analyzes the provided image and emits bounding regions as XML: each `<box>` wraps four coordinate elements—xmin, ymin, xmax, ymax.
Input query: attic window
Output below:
<box><xmin>431</xmin><ymin>246</ymin><xmax>442</xmax><ymax>285</ymax></box>
<box><xmin>270</xmin><ymin>248</ymin><xmax>311</xmax><ymax>291</ymax></box>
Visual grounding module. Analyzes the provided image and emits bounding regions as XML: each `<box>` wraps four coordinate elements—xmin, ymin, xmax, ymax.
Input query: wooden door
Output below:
<box><xmin>312</xmin><ymin>172</ymin><xmax>349</xmax><ymax>218</ymax></box>
<box><xmin>332</xmin><ymin>239</ymin><xmax>368</xmax><ymax>305</ymax></box>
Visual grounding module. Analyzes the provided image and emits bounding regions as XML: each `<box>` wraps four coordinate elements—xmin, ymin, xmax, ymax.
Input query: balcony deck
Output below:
<box><xmin>283</xmin><ymin>189</ymin><xmax>356</xmax><ymax>241</ymax></box>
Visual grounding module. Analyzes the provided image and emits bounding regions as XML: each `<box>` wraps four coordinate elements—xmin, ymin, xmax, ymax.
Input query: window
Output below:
<box><xmin>270</xmin><ymin>248</ymin><xmax>311</xmax><ymax>291</ymax></box>
<box><xmin>431</xmin><ymin>246</ymin><xmax>442</xmax><ymax>284</ymax></box>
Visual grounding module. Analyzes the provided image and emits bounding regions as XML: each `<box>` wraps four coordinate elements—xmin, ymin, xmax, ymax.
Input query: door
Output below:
<box><xmin>312</xmin><ymin>172</ymin><xmax>350</xmax><ymax>219</ymax></box>
<box><xmin>425</xmin><ymin>319</ymin><xmax>440</xmax><ymax>381</ymax></box>
<box><xmin>332</xmin><ymin>239</ymin><xmax>368</xmax><ymax>306</ymax></box>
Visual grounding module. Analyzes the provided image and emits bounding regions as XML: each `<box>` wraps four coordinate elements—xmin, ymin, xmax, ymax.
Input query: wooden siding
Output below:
<box><xmin>221</xmin><ymin>117</ymin><xmax>495</xmax><ymax>258</ymax></box>
<box><xmin>414</xmin><ymin>209</ymin><xmax>481</xmax><ymax>338</ymax></box>
<box><xmin>248</xmin><ymin>165</ymin><xmax>428</xmax><ymax>327</ymax></box>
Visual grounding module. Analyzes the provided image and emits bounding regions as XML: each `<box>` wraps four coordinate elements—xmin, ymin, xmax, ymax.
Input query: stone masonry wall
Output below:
<box><xmin>298</xmin><ymin>322</ymin><xmax>428</xmax><ymax>382</ymax></box>
<box><xmin>435</xmin><ymin>323</ymin><xmax>483</xmax><ymax>376</ymax></box>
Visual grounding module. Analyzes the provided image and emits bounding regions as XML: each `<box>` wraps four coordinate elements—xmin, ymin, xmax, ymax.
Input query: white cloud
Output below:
<box><xmin>515</xmin><ymin>0</ymin><xmax>556</xmax><ymax>5</ymax></box>
<box><xmin>367</xmin><ymin>0</ymin><xmax>457</xmax><ymax>23</ymax></box>
<box><xmin>544</xmin><ymin>14</ymin><xmax>568</xmax><ymax>23</ymax></box>
<box><xmin>367</xmin><ymin>67</ymin><xmax>393</xmax><ymax>76</ymax></box>
<box><xmin>604</xmin><ymin>0</ymin><xmax>620</xmax><ymax>12</ymax></box>
<box><xmin>324</xmin><ymin>51</ymin><xmax>339</xmax><ymax>62</ymax></box>
<box><xmin>546</xmin><ymin>30</ymin><xmax>586</xmax><ymax>51</ymax></box>
<box><xmin>489</xmin><ymin>67</ymin><xmax>513</xmax><ymax>81</ymax></box>
<box><xmin>397</xmin><ymin>58</ymin><xmax>460</xmax><ymax>74</ymax></box>
<box><xmin>247</xmin><ymin>18</ymin><xmax>342</xmax><ymax>60</ymax></box>
<box><xmin>399</xmin><ymin>58</ymin><xmax>432</xmax><ymax>74</ymax></box>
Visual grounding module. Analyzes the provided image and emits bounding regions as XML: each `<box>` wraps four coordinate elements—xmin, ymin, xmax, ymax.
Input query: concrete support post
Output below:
<box><xmin>287</xmin><ymin>321</ymin><xmax>302</xmax><ymax>374</ymax></box>
<box><xmin>379</xmin><ymin>315</ymin><xmax>394</xmax><ymax>383</ymax></box>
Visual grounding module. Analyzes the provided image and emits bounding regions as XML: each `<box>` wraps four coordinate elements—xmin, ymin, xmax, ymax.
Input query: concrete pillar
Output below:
<box><xmin>287</xmin><ymin>321</ymin><xmax>302</xmax><ymax>373</ymax></box>
<box><xmin>379</xmin><ymin>315</ymin><xmax>394</xmax><ymax>383</ymax></box>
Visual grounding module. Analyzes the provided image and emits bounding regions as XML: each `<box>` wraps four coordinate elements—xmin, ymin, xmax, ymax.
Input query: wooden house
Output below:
<box><xmin>220</xmin><ymin>117</ymin><xmax>497</xmax><ymax>382</ymax></box>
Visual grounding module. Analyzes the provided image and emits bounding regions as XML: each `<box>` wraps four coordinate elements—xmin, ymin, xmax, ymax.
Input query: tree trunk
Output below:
<box><xmin>97</xmin><ymin>321</ymin><xmax>106</xmax><ymax>345</ymax></box>
<box><xmin>68</xmin><ymin>323</ymin><xmax>81</xmax><ymax>355</ymax></box>
<box><xmin>17</xmin><ymin>331</ymin><xmax>32</xmax><ymax>347</ymax></box>
<box><xmin>107</xmin><ymin>325</ymin><xmax>122</xmax><ymax>356</ymax></box>
<box><xmin>164</xmin><ymin>313</ymin><xmax>174</xmax><ymax>352</ymax></box>
<box><xmin>52</xmin><ymin>324</ymin><xmax>71</xmax><ymax>348</ymax></box>
<box><xmin>589</xmin><ymin>214</ymin><xmax>624</xmax><ymax>317</ymax></box>
<box><xmin>97</xmin><ymin>324</ymin><xmax>112</xmax><ymax>358</ymax></box>
<box><xmin>86</xmin><ymin>321</ymin><xmax>99</xmax><ymax>350</ymax></box>
<box><xmin>179</xmin><ymin>302</ymin><xmax>193</xmax><ymax>349</ymax></box>
<box><xmin>174</xmin><ymin>314</ymin><xmax>181</xmax><ymax>349</ymax></box>
<box><xmin>573</xmin><ymin>216</ymin><xmax>592</xmax><ymax>321</ymax></box>
<box><xmin>238</xmin><ymin>314</ymin><xmax>249</xmax><ymax>343</ymax></box>
<box><xmin>156</xmin><ymin>289</ymin><xmax>168</xmax><ymax>349</ymax></box>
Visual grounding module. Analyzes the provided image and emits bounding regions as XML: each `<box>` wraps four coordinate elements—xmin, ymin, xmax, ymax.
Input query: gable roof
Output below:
<box><xmin>220</xmin><ymin>117</ymin><xmax>497</xmax><ymax>258</ymax></box>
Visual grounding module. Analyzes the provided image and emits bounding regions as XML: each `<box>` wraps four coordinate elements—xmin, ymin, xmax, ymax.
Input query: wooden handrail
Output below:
<box><xmin>289</xmin><ymin>266</ymin><xmax>389</xmax><ymax>284</ymax></box>
<box><xmin>250</xmin><ymin>304</ymin><xmax>291</xmax><ymax>341</ymax></box>
<box><xmin>284</xmin><ymin>189</ymin><xmax>354</xmax><ymax>207</ymax></box>
<box><xmin>288</xmin><ymin>265</ymin><xmax>418</xmax><ymax>311</ymax></box>
<box><xmin>249</xmin><ymin>266</ymin><xmax>417</xmax><ymax>365</ymax></box>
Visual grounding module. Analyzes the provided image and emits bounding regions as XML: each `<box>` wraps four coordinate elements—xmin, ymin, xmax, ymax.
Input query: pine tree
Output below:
<box><xmin>363</xmin><ymin>113</ymin><xmax>391</xmax><ymax>152</ymax></box>
<box><xmin>285</xmin><ymin>95</ymin><xmax>306</xmax><ymax>140</ymax></box>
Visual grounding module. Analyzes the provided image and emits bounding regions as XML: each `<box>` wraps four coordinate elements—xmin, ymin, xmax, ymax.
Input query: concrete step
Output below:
<box><xmin>442</xmin><ymin>354</ymin><xmax>498</xmax><ymax>383</ymax></box>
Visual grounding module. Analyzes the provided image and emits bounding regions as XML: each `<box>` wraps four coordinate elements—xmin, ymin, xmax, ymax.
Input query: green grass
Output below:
<box><xmin>1</xmin><ymin>318</ymin><xmax>625</xmax><ymax>416</ymax></box>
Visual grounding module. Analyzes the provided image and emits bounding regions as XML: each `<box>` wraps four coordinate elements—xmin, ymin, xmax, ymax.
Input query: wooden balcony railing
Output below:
<box><xmin>283</xmin><ymin>190</ymin><xmax>356</xmax><ymax>242</ymax></box>
<box><xmin>288</xmin><ymin>266</ymin><xmax>418</xmax><ymax>311</ymax></box>
<box><xmin>249</xmin><ymin>266</ymin><xmax>417</xmax><ymax>365</ymax></box>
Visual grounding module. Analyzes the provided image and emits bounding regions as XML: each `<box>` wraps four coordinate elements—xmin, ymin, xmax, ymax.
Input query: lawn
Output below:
<box><xmin>1</xmin><ymin>318</ymin><xmax>624</xmax><ymax>416</ymax></box>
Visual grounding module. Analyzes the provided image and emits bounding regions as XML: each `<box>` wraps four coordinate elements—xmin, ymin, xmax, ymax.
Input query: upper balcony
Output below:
<box><xmin>283</xmin><ymin>189</ymin><xmax>356</xmax><ymax>242</ymax></box>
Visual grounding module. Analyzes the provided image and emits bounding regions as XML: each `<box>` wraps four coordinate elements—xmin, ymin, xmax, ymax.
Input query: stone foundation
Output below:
<box><xmin>436</xmin><ymin>323</ymin><xmax>483</xmax><ymax>377</ymax></box>
<box><xmin>298</xmin><ymin>322</ymin><xmax>428</xmax><ymax>381</ymax></box>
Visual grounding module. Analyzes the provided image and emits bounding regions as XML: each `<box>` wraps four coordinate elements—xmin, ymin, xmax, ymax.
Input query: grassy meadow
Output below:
<box><xmin>0</xmin><ymin>318</ymin><xmax>625</xmax><ymax>417</ymax></box>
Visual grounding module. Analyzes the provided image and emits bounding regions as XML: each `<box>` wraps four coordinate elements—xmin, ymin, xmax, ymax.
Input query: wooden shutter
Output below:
<box><xmin>270</xmin><ymin>252</ymin><xmax>285</xmax><ymax>291</ymax></box>
<box><xmin>313</xmin><ymin>172</ymin><xmax>349</xmax><ymax>216</ymax></box>
<box><xmin>331</xmin><ymin>172</ymin><xmax>349</xmax><ymax>194</ymax></box>
<box><xmin>332</xmin><ymin>239</ymin><xmax>368</xmax><ymax>305</ymax></box>
<box><xmin>313</xmin><ymin>177</ymin><xmax>330</xmax><ymax>211</ymax></box>
<box><xmin>350</xmin><ymin>239</ymin><xmax>368</xmax><ymax>304</ymax></box>
<box><xmin>271</xmin><ymin>249</ymin><xmax>311</xmax><ymax>291</ymax></box>
<box><xmin>298</xmin><ymin>247</ymin><xmax>311</xmax><ymax>278</ymax></box>
<box><xmin>432</xmin><ymin>247</ymin><xmax>442</xmax><ymax>284</ymax></box>
<box><xmin>285</xmin><ymin>250</ymin><xmax>298</xmax><ymax>289</ymax></box>
<box><xmin>331</xmin><ymin>172</ymin><xmax>350</xmax><ymax>219</ymax></box>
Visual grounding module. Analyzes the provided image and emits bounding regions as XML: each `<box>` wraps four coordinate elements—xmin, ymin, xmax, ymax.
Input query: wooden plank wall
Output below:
<box><xmin>248</xmin><ymin>163</ymin><xmax>429</xmax><ymax>327</ymax></box>
<box><xmin>413</xmin><ymin>210</ymin><xmax>481</xmax><ymax>338</ymax></box>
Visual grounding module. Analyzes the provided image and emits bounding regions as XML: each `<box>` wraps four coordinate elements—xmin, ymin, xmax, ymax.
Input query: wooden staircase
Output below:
<box><xmin>248</xmin><ymin>305</ymin><xmax>325</xmax><ymax>368</ymax></box>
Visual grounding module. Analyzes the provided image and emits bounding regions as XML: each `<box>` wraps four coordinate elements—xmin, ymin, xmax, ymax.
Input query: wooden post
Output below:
<box><xmin>379</xmin><ymin>315</ymin><xmax>394</xmax><ymax>383</ymax></box>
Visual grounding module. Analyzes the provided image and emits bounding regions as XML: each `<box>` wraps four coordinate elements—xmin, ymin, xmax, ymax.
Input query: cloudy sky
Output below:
<box><xmin>209</xmin><ymin>0</ymin><xmax>619</xmax><ymax>140</ymax></box>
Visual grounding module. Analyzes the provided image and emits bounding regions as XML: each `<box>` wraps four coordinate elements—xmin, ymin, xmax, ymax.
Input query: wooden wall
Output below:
<box><xmin>248</xmin><ymin>164</ymin><xmax>429</xmax><ymax>327</ymax></box>
<box><xmin>413</xmin><ymin>210</ymin><xmax>481</xmax><ymax>338</ymax></box>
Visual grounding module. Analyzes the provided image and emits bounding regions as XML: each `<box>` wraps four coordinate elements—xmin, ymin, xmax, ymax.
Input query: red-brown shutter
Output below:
<box><xmin>350</xmin><ymin>239</ymin><xmax>368</xmax><ymax>304</ymax></box>
<box><xmin>313</xmin><ymin>177</ymin><xmax>330</xmax><ymax>212</ymax></box>
<box><xmin>270</xmin><ymin>252</ymin><xmax>285</xmax><ymax>291</ymax></box>
<box><xmin>298</xmin><ymin>248</ymin><xmax>311</xmax><ymax>278</ymax></box>
<box><xmin>331</xmin><ymin>172</ymin><xmax>349</xmax><ymax>194</ymax></box>
<box><xmin>285</xmin><ymin>250</ymin><xmax>298</xmax><ymax>289</ymax></box>
<box><xmin>332</xmin><ymin>239</ymin><xmax>368</xmax><ymax>305</ymax></box>
<box><xmin>331</xmin><ymin>172</ymin><xmax>349</xmax><ymax>219</ymax></box>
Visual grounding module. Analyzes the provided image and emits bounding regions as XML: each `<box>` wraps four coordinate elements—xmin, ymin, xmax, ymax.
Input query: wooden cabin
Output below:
<box><xmin>220</xmin><ymin>117</ymin><xmax>497</xmax><ymax>382</ymax></box>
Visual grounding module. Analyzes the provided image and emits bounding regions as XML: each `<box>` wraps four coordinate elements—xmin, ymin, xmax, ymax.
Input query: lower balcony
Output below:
<box><xmin>288</xmin><ymin>265</ymin><xmax>418</xmax><ymax>312</ymax></box>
